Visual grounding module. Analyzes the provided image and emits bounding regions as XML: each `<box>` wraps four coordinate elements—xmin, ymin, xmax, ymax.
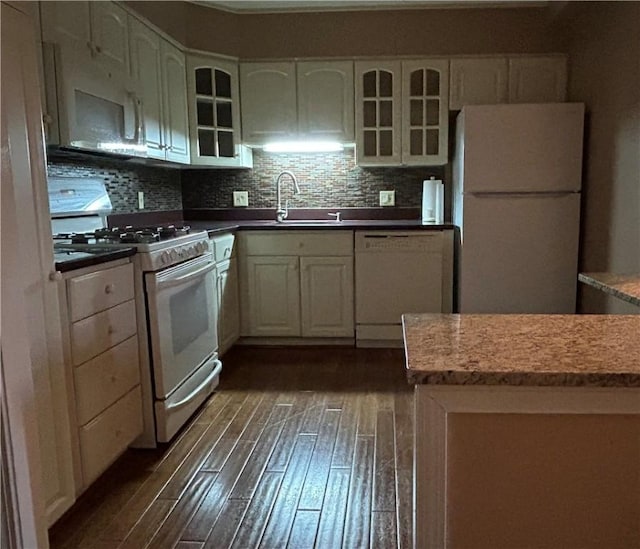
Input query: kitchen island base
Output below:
<box><xmin>414</xmin><ymin>385</ymin><xmax>640</xmax><ymax>549</ymax></box>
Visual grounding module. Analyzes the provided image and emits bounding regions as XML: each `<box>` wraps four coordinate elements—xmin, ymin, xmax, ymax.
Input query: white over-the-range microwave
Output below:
<box><xmin>42</xmin><ymin>42</ymin><xmax>147</xmax><ymax>158</ymax></box>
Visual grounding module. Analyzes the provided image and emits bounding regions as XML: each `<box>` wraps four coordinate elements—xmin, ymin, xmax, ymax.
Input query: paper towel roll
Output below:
<box><xmin>422</xmin><ymin>178</ymin><xmax>444</xmax><ymax>224</ymax></box>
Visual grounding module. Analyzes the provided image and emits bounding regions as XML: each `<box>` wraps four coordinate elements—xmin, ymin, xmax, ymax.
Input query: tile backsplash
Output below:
<box><xmin>47</xmin><ymin>155</ymin><xmax>183</xmax><ymax>213</ymax></box>
<box><xmin>182</xmin><ymin>149</ymin><xmax>444</xmax><ymax>209</ymax></box>
<box><xmin>47</xmin><ymin>149</ymin><xmax>445</xmax><ymax>214</ymax></box>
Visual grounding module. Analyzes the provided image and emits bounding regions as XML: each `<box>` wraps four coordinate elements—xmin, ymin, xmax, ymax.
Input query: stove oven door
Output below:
<box><xmin>145</xmin><ymin>253</ymin><xmax>218</xmax><ymax>399</ymax></box>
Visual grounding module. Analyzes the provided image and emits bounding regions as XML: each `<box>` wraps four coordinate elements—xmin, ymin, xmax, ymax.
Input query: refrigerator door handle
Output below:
<box><xmin>467</xmin><ymin>191</ymin><xmax>580</xmax><ymax>198</ymax></box>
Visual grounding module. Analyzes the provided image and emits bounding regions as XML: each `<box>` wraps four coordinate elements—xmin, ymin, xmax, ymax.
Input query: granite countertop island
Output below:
<box><xmin>578</xmin><ymin>272</ymin><xmax>640</xmax><ymax>307</ymax></box>
<box><xmin>405</xmin><ymin>313</ymin><xmax>640</xmax><ymax>549</ymax></box>
<box><xmin>403</xmin><ymin>313</ymin><xmax>640</xmax><ymax>387</ymax></box>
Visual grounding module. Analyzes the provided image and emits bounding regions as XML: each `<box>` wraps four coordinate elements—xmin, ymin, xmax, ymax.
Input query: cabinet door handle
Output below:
<box><xmin>107</xmin><ymin>325</ymin><xmax>115</xmax><ymax>335</ymax></box>
<box><xmin>105</xmin><ymin>284</ymin><xmax>114</xmax><ymax>294</ymax></box>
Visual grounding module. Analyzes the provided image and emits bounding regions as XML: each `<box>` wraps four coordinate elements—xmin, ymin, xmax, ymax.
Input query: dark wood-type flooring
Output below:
<box><xmin>49</xmin><ymin>346</ymin><xmax>414</xmax><ymax>549</ymax></box>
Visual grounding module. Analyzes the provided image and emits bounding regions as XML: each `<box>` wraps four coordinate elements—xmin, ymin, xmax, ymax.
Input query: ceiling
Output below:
<box><xmin>193</xmin><ymin>0</ymin><xmax>548</xmax><ymax>14</ymax></box>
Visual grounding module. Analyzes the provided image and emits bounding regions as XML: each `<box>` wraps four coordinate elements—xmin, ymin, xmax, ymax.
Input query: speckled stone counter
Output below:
<box><xmin>407</xmin><ymin>314</ymin><xmax>640</xmax><ymax>549</ymax></box>
<box><xmin>579</xmin><ymin>272</ymin><xmax>640</xmax><ymax>307</ymax></box>
<box><xmin>403</xmin><ymin>313</ymin><xmax>640</xmax><ymax>387</ymax></box>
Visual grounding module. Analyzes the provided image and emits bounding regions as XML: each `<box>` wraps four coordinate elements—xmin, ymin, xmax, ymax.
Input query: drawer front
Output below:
<box><xmin>71</xmin><ymin>300</ymin><xmax>137</xmax><ymax>366</ymax></box>
<box><xmin>74</xmin><ymin>336</ymin><xmax>140</xmax><ymax>425</ymax></box>
<box><xmin>68</xmin><ymin>263</ymin><xmax>134</xmax><ymax>321</ymax></box>
<box><xmin>212</xmin><ymin>232</ymin><xmax>236</xmax><ymax>263</ymax></box>
<box><xmin>242</xmin><ymin>230</ymin><xmax>353</xmax><ymax>256</ymax></box>
<box><xmin>79</xmin><ymin>386</ymin><xmax>143</xmax><ymax>487</ymax></box>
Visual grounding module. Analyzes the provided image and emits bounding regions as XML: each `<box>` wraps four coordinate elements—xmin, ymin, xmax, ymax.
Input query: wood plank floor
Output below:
<box><xmin>49</xmin><ymin>346</ymin><xmax>414</xmax><ymax>549</ymax></box>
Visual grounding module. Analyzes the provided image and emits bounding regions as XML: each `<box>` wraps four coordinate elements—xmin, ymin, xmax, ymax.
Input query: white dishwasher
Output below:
<box><xmin>355</xmin><ymin>230</ymin><xmax>451</xmax><ymax>347</ymax></box>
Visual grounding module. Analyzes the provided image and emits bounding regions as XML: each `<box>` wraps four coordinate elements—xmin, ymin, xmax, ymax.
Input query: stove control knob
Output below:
<box><xmin>160</xmin><ymin>251</ymin><xmax>170</xmax><ymax>265</ymax></box>
<box><xmin>170</xmin><ymin>250</ymin><xmax>178</xmax><ymax>262</ymax></box>
<box><xmin>189</xmin><ymin>246</ymin><xmax>196</xmax><ymax>256</ymax></box>
<box><xmin>202</xmin><ymin>241</ymin><xmax>210</xmax><ymax>251</ymax></box>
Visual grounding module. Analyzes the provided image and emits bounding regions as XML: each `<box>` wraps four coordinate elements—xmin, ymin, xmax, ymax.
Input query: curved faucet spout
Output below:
<box><xmin>275</xmin><ymin>171</ymin><xmax>300</xmax><ymax>222</ymax></box>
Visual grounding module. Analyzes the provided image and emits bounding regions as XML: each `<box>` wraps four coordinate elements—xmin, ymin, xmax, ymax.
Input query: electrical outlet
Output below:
<box><xmin>379</xmin><ymin>190</ymin><xmax>395</xmax><ymax>207</ymax></box>
<box><xmin>137</xmin><ymin>191</ymin><xmax>144</xmax><ymax>210</ymax></box>
<box><xmin>233</xmin><ymin>191</ymin><xmax>249</xmax><ymax>207</ymax></box>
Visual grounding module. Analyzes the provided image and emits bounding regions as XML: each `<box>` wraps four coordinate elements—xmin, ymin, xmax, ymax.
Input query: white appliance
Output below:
<box><xmin>355</xmin><ymin>231</ymin><xmax>452</xmax><ymax>347</ymax></box>
<box><xmin>452</xmin><ymin>103</ymin><xmax>584</xmax><ymax>313</ymax></box>
<box><xmin>42</xmin><ymin>43</ymin><xmax>146</xmax><ymax>157</ymax></box>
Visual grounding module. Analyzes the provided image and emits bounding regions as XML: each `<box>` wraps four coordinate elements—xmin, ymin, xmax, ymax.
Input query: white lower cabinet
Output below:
<box><xmin>243</xmin><ymin>255</ymin><xmax>301</xmax><ymax>337</ymax></box>
<box><xmin>212</xmin><ymin>233</ymin><xmax>241</xmax><ymax>354</ymax></box>
<box><xmin>59</xmin><ymin>259</ymin><xmax>143</xmax><ymax>493</ymax></box>
<box><xmin>239</xmin><ymin>231</ymin><xmax>354</xmax><ymax>339</ymax></box>
<box><xmin>301</xmin><ymin>256</ymin><xmax>354</xmax><ymax>337</ymax></box>
<box><xmin>217</xmin><ymin>258</ymin><xmax>240</xmax><ymax>353</ymax></box>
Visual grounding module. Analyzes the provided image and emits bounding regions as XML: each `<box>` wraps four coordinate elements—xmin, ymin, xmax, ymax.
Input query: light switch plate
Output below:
<box><xmin>233</xmin><ymin>191</ymin><xmax>249</xmax><ymax>207</ymax></box>
<box><xmin>379</xmin><ymin>190</ymin><xmax>395</xmax><ymax>207</ymax></box>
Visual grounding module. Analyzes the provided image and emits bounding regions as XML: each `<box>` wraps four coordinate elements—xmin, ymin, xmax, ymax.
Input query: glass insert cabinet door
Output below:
<box><xmin>187</xmin><ymin>55</ymin><xmax>242</xmax><ymax>165</ymax></box>
<box><xmin>355</xmin><ymin>59</ymin><xmax>449</xmax><ymax>166</ymax></box>
<box><xmin>355</xmin><ymin>61</ymin><xmax>402</xmax><ymax>165</ymax></box>
<box><xmin>401</xmin><ymin>59</ymin><xmax>449</xmax><ymax>166</ymax></box>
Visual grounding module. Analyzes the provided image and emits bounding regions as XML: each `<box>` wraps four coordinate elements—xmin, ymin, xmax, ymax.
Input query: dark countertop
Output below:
<box><xmin>578</xmin><ymin>272</ymin><xmax>640</xmax><ymax>307</ymax></box>
<box><xmin>186</xmin><ymin>219</ymin><xmax>455</xmax><ymax>237</ymax></box>
<box><xmin>403</xmin><ymin>313</ymin><xmax>640</xmax><ymax>388</ymax></box>
<box><xmin>54</xmin><ymin>248</ymin><xmax>137</xmax><ymax>272</ymax></box>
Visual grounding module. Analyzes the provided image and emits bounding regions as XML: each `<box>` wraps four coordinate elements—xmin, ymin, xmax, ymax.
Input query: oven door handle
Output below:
<box><xmin>155</xmin><ymin>261</ymin><xmax>216</xmax><ymax>290</ymax></box>
<box><xmin>165</xmin><ymin>360</ymin><xmax>222</xmax><ymax>412</ymax></box>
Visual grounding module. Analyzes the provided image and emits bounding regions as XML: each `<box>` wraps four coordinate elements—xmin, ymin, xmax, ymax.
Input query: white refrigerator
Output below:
<box><xmin>452</xmin><ymin>103</ymin><xmax>584</xmax><ymax>313</ymax></box>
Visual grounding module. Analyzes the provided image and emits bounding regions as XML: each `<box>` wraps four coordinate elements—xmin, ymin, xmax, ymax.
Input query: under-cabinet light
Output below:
<box><xmin>263</xmin><ymin>141</ymin><xmax>344</xmax><ymax>153</ymax></box>
<box><xmin>97</xmin><ymin>142</ymin><xmax>148</xmax><ymax>153</ymax></box>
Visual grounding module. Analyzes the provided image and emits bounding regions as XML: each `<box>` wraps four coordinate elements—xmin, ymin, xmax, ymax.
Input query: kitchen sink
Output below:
<box><xmin>279</xmin><ymin>219</ymin><xmax>342</xmax><ymax>224</ymax></box>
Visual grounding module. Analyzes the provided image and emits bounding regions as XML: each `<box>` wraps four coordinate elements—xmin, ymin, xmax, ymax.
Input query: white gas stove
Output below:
<box><xmin>53</xmin><ymin>225</ymin><xmax>212</xmax><ymax>271</ymax></box>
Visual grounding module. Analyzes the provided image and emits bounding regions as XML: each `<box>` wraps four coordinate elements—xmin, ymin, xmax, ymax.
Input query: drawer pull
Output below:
<box><xmin>110</xmin><ymin>375</ymin><xmax>117</xmax><ymax>384</ymax></box>
<box><xmin>105</xmin><ymin>284</ymin><xmax>114</xmax><ymax>294</ymax></box>
<box><xmin>108</xmin><ymin>325</ymin><xmax>115</xmax><ymax>335</ymax></box>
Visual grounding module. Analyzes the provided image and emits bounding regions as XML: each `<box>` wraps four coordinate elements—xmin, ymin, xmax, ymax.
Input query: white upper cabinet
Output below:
<box><xmin>355</xmin><ymin>60</ymin><xmax>403</xmax><ymax>165</ymax></box>
<box><xmin>161</xmin><ymin>41</ymin><xmax>190</xmax><ymax>163</ymax></box>
<box><xmin>129</xmin><ymin>18</ymin><xmax>163</xmax><ymax>158</ymax></box>
<box><xmin>449</xmin><ymin>57</ymin><xmax>509</xmax><ymax>110</ymax></box>
<box><xmin>508</xmin><ymin>55</ymin><xmax>568</xmax><ymax>103</ymax></box>
<box><xmin>240</xmin><ymin>60</ymin><xmax>354</xmax><ymax>145</ymax></box>
<box><xmin>355</xmin><ymin>59</ymin><xmax>448</xmax><ymax>166</ymax></box>
<box><xmin>401</xmin><ymin>59</ymin><xmax>449</xmax><ymax>166</ymax></box>
<box><xmin>240</xmin><ymin>62</ymin><xmax>297</xmax><ymax>144</ymax></box>
<box><xmin>90</xmin><ymin>2</ymin><xmax>130</xmax><ymax>78</ymax></box>
<box><xmin>297</xmin><ymin>61</ymin><xmax>354</xmax><ymax>142</ymax></box>
<box><xmin>187</xmin><ymin>54</ymin><xmax>252</xmax><ymax>167</ymax></box>
<box><xmin>42</xmin><ymin>1</ymin><xmax>129</xmax><ymax>80</ymax></box>
<box><xmin>40</xmin><ymin>0</ymin><xmax>91</xmax><ymax>58</ymax></box>
<box><xmin>129</xmin><ymin>18</ymin><xmax>190</xmax><ymax>163</ymax></box>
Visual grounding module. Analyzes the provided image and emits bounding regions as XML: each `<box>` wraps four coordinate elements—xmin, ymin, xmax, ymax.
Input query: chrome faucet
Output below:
<box><xmin>275</xmin><ymin>170</ymin><xmax>301</xmax><ymax>222</ymax></box>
